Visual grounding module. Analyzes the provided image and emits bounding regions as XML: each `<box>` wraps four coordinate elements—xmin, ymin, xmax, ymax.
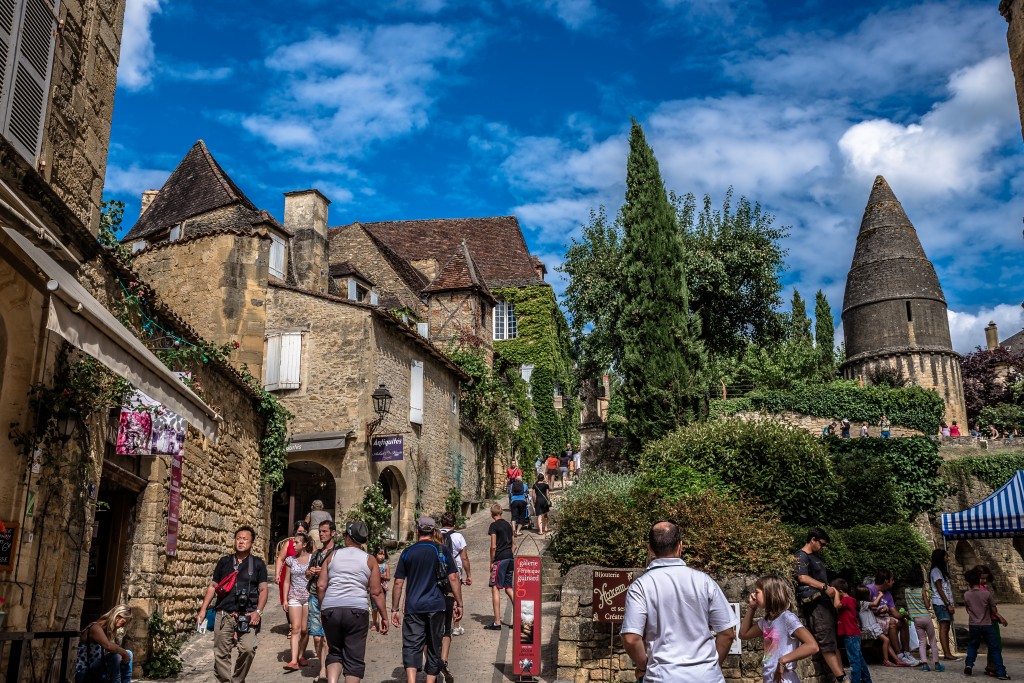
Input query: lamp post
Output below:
<box><xmin>367</xmin><ymin>384</ymin><xmax>393</xmax><ymax>439</ymax></box>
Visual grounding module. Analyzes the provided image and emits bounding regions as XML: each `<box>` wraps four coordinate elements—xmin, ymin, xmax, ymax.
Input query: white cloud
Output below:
<box><xmin>104</xmin><ymin>163</ymin><xmax>169</xmax><ymax>196</ymax></box>
<box><xmin>162</xmin><ymin>64</ymin><xmax>234</xmax><ymax>82</ymax></box>
<box><xmin>118</xmin><ymin>0</ymin><xmax>162</xmax><ymax>90</ymax></box>
<box><xmin>948</xmin><ymin>304</ymin><xmax>1024</xmax><ymax>354</ymax></box>
<box><xmin>243</xmin><ymin>23</ymin><xmax>472</xmax><ymax>157</ymax></box>
<box><xmin>538</xmin><ymin>0</ymin><xmax>597</xmax><ymax>29</ymax></box>
<box><xmin>839</xmin><ymin>57</ymin><xmax>1019</xmax><ymax>197</ymax></box>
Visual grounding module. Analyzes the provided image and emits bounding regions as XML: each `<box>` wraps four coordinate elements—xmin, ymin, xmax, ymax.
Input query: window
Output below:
<box><xmin>906</xmin><ymin>301</ymin><xmax>913</xmax><ymax>322</ymax></box>
<box><xmin>451</xmin><ymin>392</ymin><xmax>458</xmax><ymax>414</ymax></box>
<box><xmin>409</xmin><ymin>360</ymin><xmax>424</xmax><ymax>424</ymax></box>
<box><xmin>168</xmin><ymin>224</ymin><xmax>181</xmax><ymax>241</ymax></box>
<box><xmin>347</xmin><ymin>278</ymin><xmax>371</xmax><ymax>302</ymax></box>
<box><xmin>493</xmin><ymin>300</ymin><xmax>517</xmax><ymax>340</ymax></box>
<box><xmin>269</xmin><ymin>234</ymin><xmax>286</xmax><ymax>279</ymax></box>
<box><xmin>264</xmin><ymin>332</ymin><xmax>302</xmax><ymax>391</ymax></box>
<box><xmin>0</xmin><ymin>0</ymin><xmax>59</xmax><ymax>163</ymax></box>
<box><xmin>520</xmin><ymin>363</ymin><xmax>534</xmax><ymax>399</ymax></box>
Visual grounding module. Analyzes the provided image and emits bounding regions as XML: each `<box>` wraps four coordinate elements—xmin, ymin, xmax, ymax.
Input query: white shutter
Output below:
<box><xmin>348</xmin><ymin>278</ymin><xmax>358</xmax><ymax>300</ymax></box>
<box><xmin>1</xmin><ymin>0</ymin><xmax>58</xmax><ymax>162</ymax></box>
<box><xmin>409</xmin><ymin>359</ymin><xmax>424</xmax><ymax>425</ymax></box>
<box><xmin>0</xmin><ymin>0</ymin><xmax>19</xmax><ymax>134</ymax></box>
<box><xmin>279</xmin><ymin>332</ymin><xmax>302</xmax><ymax>389</ymax></box>
<box><xmin>370</xmin><ymin>290</ymin><xmax>378</xmax><ymax>305</ymax></box>
<box><xmin>416</xmin><ymin>322</ymin><xmax>429</xmax><ymax>338</ymax></box>
<box><xmin>269</xmin><ymin>235</ymin><xmax>286</xmax><ymax>279</ymax></box>
<box><xmin>264</xmin><ymin>334</ymin><xmax>282</xmax><ymax>390</ymax></box>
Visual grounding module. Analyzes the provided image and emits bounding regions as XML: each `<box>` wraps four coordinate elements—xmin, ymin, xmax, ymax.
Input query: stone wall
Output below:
<box><xmin>557</xmin><ymin>566</ymin><xmax>835</xmax><ymax>683</ymax></box>
<box><xmin>131</xmin><ymin>232</ymin><xmax>271</xmax><ymax>378</ymax></box>
<box><xmin>843</xmin><ymin>351</ymin><xmax>967</xmax><ymax>428</ymax></box>
<box><xmin>328</xmin><ymin>224</ymin><xmax>423</xmax><ymax>312</ymax></box>
<box><xmin>1003</xmin><ymin>0</ymin><xmax>1024</xmax><ymax>143</ymax></box>
<box><xmin>731</xmin><ymin>410</ymin><xmax>924</xmax><ymax>438</ymax></box>
<box><xmin>43</xmin><ymin>0</ymin><xmax>127</xmax><ymax>233</ymax></box>
<box><xmin>426</xmin><ymin>290</ymin><xmax>491</xmax><ymax>353</ymax></box>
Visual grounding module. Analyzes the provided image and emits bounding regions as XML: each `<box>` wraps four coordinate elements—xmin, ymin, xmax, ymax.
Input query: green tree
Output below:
<box><xmin>677</xmin><ymin>189</ymin><xmax>788</xmax><ymax>358</ymax></box>
<box><xmin>814</xmin><ymin>290</ymin><xmax>836</xmax><ymax>377</ymax></box>
<box><xmin>618</xmin><ymin>120</ymin><xmax>704</xmax><ymax>451</ymax></box>
<box><xmin>558</xmin><ymin>206</ymin><xmax>622</xmax><ymax>381</ymax></box>
<box><xmin>790</xmin><ymin>289</ymin><xmax>811</xmax><ymax>344</ymax></box>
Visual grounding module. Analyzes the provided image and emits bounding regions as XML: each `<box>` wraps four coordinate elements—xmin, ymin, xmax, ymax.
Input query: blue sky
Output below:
<box><xmin>105</xmin><ymin>0</ymin><xmax>1024</xmax><ymax>352</ymax></box>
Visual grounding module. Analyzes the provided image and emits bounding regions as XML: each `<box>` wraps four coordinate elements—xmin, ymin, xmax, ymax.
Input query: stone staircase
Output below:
<box><xmin>541</xmin><ymin>554</ymin><xmax>562</xmax><ymax>602</ymax></box>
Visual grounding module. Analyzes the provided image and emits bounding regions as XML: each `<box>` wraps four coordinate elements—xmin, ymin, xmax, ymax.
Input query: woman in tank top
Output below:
<box><xmin>317</xmin><ymin>521</ymin><xmax>388</xmax><ymax>683</ymax></box>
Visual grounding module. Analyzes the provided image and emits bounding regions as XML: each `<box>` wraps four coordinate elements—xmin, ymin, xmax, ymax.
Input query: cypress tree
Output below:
<box><xmin>790</xmin><ymin>289</ymin><xmax>811</xmax><ymax>344</ymax></box>
<box><xmin>617</xmin><ymin>120</ymin><xmax>704</xmax><ymax>452</ymax></box>
<box><xmin>814</xmin><ymin>290</ymin><xmax>835</xmax><ymax>375</ymax></box>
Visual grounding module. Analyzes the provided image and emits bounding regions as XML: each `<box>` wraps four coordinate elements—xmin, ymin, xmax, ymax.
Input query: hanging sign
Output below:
<box><xmin>592</xmin><ymin>569</ymin><xmax>640</xmax><ymax>622</ymax></box>
<box><xmin>371</xmin><ymin>435</ymin><xmax>403</xmax><ymax>462</ymax></box>
<box><xmin>117</xmin><ymin>373</ymin><xmax>188</xmax><ymax>456</ymax></box>
<box><xmin>166</xmin><ymin>452</ymin><xmax>183</xmax><ymax>556</ymax></box>
<box><xmin>513</xmin><ymin>555</ymin><xmax>542</xmax><ymax>676</ymax></box>
<box><xmin>0</xmin><ymin>522</ymin><xmax>18</xmax><ymax>571</ymax></box>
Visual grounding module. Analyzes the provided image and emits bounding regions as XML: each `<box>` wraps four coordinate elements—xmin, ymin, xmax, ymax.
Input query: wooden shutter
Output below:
<box><xmin>279</xmin><ymin>332</ymin><xmax>302</xmax><ymax>389</ymax></box>
<box><xmin>347</xmin><ymin>278</ymin><xmax>357</xmax><ymax>300</ymax></box>
<box><xmin>416</xmin><ymin>322</ymin><xmax>429</xmax><ymax>339</ymax></box>
<box><xmin>0</xmin><ymin>0</ymin><xmax>20</xmax><ymax>133</ymax></box>
<box><xmin>409</xmin><ymin>359</ymin><xmax>424</xmax><ymax>425</ymax></box>
<box><xmin>264</xmin><ymin>334</ymin><xmax>282</xmax><ymax>390</ymax></box>
<box><xmin>269</xmin><ymin>235</ymin><xmax>286</xmax><ymax>279</ymax></box>
<box><xmin>2</xmin><ymin>0</ymin><xmax>58</xmax><ymax>162</ymax></box>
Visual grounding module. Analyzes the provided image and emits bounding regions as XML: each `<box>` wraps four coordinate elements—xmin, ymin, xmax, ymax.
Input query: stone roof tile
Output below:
<box><xmin>422</xmin><ymin>241</ymin><xmax>496</xmax><ymax>302</ymax></box>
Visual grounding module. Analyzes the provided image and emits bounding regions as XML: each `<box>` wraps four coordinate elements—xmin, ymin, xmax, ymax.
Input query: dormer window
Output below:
<box><xmin>494</xmin><ymin>300</ymin><xmax>517</xmax><ymax>340</ymax></box>
<box><xmin>348</xmin><ymin>278</ymin><xmax>372</xmax><ymax>303</ymax></box>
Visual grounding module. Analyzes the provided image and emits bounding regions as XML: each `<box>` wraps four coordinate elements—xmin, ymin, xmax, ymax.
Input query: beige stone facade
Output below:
<box><xmin>1003</xmin><ymin>0</ymin><xmax>1024</xmax><ymax>143</ymax></box>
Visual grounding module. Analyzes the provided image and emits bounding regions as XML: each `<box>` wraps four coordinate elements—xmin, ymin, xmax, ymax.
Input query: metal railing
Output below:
<box><xmin>0</xmin><ymin>631</ymin><xmax>78</xmax><ymax>683</ymax></box>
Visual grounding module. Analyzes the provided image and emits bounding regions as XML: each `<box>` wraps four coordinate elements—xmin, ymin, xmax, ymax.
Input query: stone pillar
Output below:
<box><xmin>284</xmin><ymin>189</ymin><xmax>331</xmax><ymax>292</ymax></box>
<box><xmin>986</xmin><ymin>321</ymin><xmax>1000</xmax><ymax>351</ymax></box>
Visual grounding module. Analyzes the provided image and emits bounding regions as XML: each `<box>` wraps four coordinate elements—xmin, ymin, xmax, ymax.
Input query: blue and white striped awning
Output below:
<box><xmin>942</xmin><ymin>470</ymin><xmax>1024</xmax><ymax>539</ymax></box>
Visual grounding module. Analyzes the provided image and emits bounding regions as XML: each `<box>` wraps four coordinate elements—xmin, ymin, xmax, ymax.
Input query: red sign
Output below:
<box><xmin>166</xmin><ymin>452</ymin><xmax>183</xmax><ymax>556</ymax></box>
<box><xmin>592</xmin><ymin>569</ymin><xmax>640</xmax><ymax>622</ymax></box>
<box><xmin>513</xmin><ymin>556</ymin><xmax>542</xmax><ymax>676</ymax></box>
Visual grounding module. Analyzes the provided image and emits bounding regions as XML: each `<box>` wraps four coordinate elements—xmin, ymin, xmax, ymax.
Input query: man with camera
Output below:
<box><xmin>197</xmin><ymin>525</ymin><xmax>269</xmax><ymax>683</ymax></box>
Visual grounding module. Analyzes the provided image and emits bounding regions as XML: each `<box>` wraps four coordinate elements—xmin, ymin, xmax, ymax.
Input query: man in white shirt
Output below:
<box><xmin>621</xmin><ymin>521</ymin><xmax>737</xmax><ymax>683</ymax></box>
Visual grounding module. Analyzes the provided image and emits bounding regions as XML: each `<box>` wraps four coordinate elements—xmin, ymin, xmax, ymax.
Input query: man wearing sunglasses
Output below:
<box><xmin>795</xmin><ymin>528</ymin><xmax>847</xmax><ymax>682</ymax></box>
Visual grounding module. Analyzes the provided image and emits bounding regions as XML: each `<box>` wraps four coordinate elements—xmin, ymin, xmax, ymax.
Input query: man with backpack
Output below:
<box><xmin>196</xmin><ymin>526</ymin><xmax>269</xmax><ymax>683</ymax></box>
<box><xmin>438</xmin><ymin>513</ymin><xmax>470</xmax><ymax>665</ymax></box>
<box><xmin>508</xmin><ymin>476</ymin><xmax>529</xmax><ymax>537</ymax></box>
<box><xmin>391</xmin><ymin>516</ymin><xmax>463</xmax><ymax>683</ymax></box>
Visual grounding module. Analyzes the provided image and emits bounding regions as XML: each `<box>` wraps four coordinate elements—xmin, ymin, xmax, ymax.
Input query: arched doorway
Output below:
<box><xmin>272</xmin><ymin>461</ymin><xmax>336</xmax><ymax>556</ymax></box>
<box><xmin>378</xmin><ymin>467</ymin><xmax>406</xmax><ymax>542</ymax></box>
<box><xmin>955</xmin><ymin>540</ymin><xmax>979</xmax><ymax>574</ymax></box>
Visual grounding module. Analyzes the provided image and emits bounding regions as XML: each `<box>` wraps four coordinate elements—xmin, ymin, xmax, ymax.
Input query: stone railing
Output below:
<box><xmin>556</xmin><ymin>565</ymin><xmax>838</xmax><ymax>683</ymax></box>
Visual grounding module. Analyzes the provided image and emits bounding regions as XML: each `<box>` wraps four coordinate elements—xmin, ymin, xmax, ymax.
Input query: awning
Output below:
<box><xmin>1</xmin><ymin>226</ymin><xmax>221</xmax><ymax>442</ymax></box>
<box><xmin>286</xmin><ymin>430</ymin><xmax>352</xmax><ymax>453</ymax></box>
<box><xmin>941</xmin><ymin>469</ymin><xmax>1024</xmax><ymax>539</ymax></box>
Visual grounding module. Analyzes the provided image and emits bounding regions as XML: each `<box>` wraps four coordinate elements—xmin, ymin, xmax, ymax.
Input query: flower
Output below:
<box><xmin>232</xmin><ymin>341</ymin><xmax>240</xmax><ymax>348</ymax></box>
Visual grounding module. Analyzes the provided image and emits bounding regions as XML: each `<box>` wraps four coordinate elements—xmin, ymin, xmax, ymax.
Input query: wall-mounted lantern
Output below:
<box><xmin>367</xmin><ymin>384</ymin><xmax>393</xmax><ymax>439</ymax></box>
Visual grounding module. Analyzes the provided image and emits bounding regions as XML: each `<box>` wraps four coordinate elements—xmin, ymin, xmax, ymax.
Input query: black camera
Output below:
<box><xmin>234</xmin><ymin>590</ymin><xmax>251</xmax><ymax>634</ymax></box>
<box><xmin>235</xmin><ymin>614</ymin><xmax>251</xmax><ymax>634</ymax></box>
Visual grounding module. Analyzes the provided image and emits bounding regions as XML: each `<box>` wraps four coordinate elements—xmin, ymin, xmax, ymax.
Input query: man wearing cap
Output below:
<box><xmin>317</xmin><ymin>521</ymin><xmax>388</xmax><ymax>683</ymax></box>
<box><xmin>391</xmin><ymin>516</ymin><xmax>463</xmax><ymax>683</ymax></box>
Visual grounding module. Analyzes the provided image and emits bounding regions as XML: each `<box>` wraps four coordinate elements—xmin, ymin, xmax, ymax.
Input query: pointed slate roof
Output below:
<box><xmin>1001</xmin><ymin>329</ymin><xmax>1024</xmax><ymax>355</ymax></box>
<box><xmin>842</xmin><ymin>175</ymin><xmax>946</xmax><ymax>316</ymax></box>
<box><xmin>422</xmin><ymin>241</ymin><xmax>496</xmax><ymax>303</ymax></box>
<box><xmin>123</xmin><ymin>140</ymin><xmax>259</xmax><ymax>242</ymax></box>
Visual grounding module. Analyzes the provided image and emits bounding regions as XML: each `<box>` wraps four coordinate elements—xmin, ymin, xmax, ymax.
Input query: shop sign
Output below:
<box><xmin>592</xmin><ymin>569</ymin><xmax>640</xmax><ymax>622</ymax></box>
<box><xmin>371</xmin><ymin>435</ymin><xmax>403</xmax><ymax>462</ymax></box>
<box><xmin>0</xmin><ymin>522</ymin><xmax>18</xmax><ymax>571</ymax></box>
<box><xmin>166</xmin><ymin>452</ymin><xmax>183</xmax><ymax>556</ymax></box>
<box><xmin>513</xmin><ymin>555</ymin><xmax>542</xmax><ymax>676</ymax></box>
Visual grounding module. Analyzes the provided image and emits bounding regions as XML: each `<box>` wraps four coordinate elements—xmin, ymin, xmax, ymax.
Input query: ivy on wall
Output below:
<box><xmin>942</xmin><ymin>452</ymin><xmax>1024</xmax><ymax>492</ymax></box>
<box><xmin>709</xmin><ymin>380</ymin><xmax>945</xmax><ymax>434</ymax></box>
<box><xmin>492</xmin><ymin>285</ymin><xmax>579</xmax><ymax>454</ymax></box>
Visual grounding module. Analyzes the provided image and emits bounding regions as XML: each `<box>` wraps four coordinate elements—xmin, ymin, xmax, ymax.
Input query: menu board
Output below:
<box><xmin>0</xmin><ymin>522</ymin><xmax>19</xmax><ymax>571</ymax></box>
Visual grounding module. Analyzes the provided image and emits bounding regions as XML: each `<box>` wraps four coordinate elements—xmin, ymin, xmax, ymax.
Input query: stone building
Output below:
<box><xmin>841</xmin><ymin>175</ymin><xmax>967</xmax><ymax>426</ymax></box>
<box><xmin>0</xmin><ymin>0</ymin><xmax>273</xmax><ymax>676</ymax></box>
<box><xmin>126</xmin><ymin>143</ymin><xmax>481</xmax><ymax>543</ymax></box>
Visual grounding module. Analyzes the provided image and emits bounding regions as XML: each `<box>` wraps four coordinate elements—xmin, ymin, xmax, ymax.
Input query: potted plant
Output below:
<box><xmin>0</xmin><ymin>598</ymin><xmax>7</xmax><ymax>630</ymax></box>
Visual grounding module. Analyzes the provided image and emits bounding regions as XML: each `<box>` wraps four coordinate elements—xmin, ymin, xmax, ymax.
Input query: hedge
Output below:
<box><xmin>942</xmin><ymin>452</ymin><xmax>1024</xmax><ymax>491</ymax></box>
<box><xmin>639</xmin><ymin>419</ymin><xmax>837</xmax><ymax>526</ymax></box>
<box><xmin>550</xmin><ymin>470</ymin><xmax>792</xmax><ymax>575</ymax></box>
<box><xmin>824</xmin><ymin>436</ymin><xmax>943</xmax><ymax>526</ymax></box>
<box><xmin>785</xmin><ymin>522</ymin><xmax>931</xmax><ymax>584</ymax></box>
<box><xmin>709</xmin><ymin>381</ymin><xmax>945</xmax><ymax>434</ymax></box>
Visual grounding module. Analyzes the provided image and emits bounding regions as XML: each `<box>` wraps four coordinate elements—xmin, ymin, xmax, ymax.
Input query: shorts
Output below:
<box><xmin>321</xmin><ymin>607</ymin><xmax>369</xmax><ymax>678</ymax></box>
<box><xmin>489</xmin><ymin>559</ymin><xmax>514</xmax><ymax>588</ymax></box>
<box><xmin>881</xmin><ymin>431</ymin><xmax>891</xmax><ymax>439</ymax></box>
<box><xmin>877</xmin><ymin>616</ymin><xmax>895</xmax><ymax>633</ymax></box>
<box><xmin>806</xmin><ymin>600</ymin><xmax>838</xmax><ymax>653</ymax></box>
<box><xmin>288</xmin><ymin>598</ymin><xmax>304</xmax><ymax>607</ymax></box>
<box><xmin>546</xmin><ymin>468</ymin><xmax>558</xmax><ymax>476</ymax></box>
<box><xmin>559</xmin><ymin>467</ymin><xmax>569</xmax><ymax>477</ymax></box>
<box><xmin>308</xmin><ymin>594</ymin><xmax>325</xmax><ymax>637</ymax></box>
<box><xmin>934</xmin><ymin>603</ymin><xmax>952</xmax><ymax>622</ymax></box>
<box><xmin>442</xmin><ymin>596</ymin><xmax>456</xmax><ymax>637</ymax></box>
<box><xmin>511</xmin><ymin>500</ymin><xmax>528</xmax><ymax>524</ymax></box>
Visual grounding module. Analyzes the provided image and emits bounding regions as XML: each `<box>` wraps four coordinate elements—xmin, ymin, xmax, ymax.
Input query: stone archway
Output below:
<box><xmin>955</xmin><ymin>539</ymin><xmax>980</xmax><ymax>574</ymax></box>
<box><xmin>272</xmin><ymin>461</ymin><xmax>337</xmax><ymax>551</ymax></box>
<box><xmin>378</xmin><ymin>466</ymin><xmax>408</xmax><ymax>542</ymax></box>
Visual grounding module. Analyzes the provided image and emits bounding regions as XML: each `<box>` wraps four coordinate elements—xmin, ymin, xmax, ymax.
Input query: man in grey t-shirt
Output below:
<box><xmin>622</xmin><ymin>522</ymin><xmax>736</xmax><ymax>683</ymax></box>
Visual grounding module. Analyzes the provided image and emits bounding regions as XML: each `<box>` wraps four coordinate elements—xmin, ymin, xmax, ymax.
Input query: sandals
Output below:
<box><xmin>298</xmin><ymin>658</ymin><xmax>309</xmax><ymax>666</ymax></box>
<box><xmin>283</xmin><ymin>662</ymin><xmax>300</xmax><ymax>671</ymax></box>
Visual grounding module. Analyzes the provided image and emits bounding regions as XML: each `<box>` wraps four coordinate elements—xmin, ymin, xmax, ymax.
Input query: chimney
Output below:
<box><xmin>531</xmin><ymin>255</ymin><xmax>547</xmax><ymax>281</ymax></box>
<box><xmin>283</xmin><ymin>189</ymin><xmax>331</xmax><ymax>292</ymax></box>
<box><xmin>140</xmin><ymin>190</ymin><xmax>159</xmax><ymax>215</ymax></box>
<box><xmin>986</xmin><ymin>321</ymin><xmax>1000</xmax><ymax>351</ymax></box>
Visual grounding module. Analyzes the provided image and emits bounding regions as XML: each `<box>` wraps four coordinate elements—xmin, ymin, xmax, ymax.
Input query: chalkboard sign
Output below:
<box><xmin>0</xmin><ymin>522</ymin><xmax>18</xmax><ymax>571</ymax></box>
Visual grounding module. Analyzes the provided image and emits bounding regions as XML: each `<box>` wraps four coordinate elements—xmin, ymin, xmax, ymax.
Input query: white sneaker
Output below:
<box><xmin>451</xmin><ymin>627</ymin><xmax>464</xmax><ymax>636</ymax></box>
<box><xmin>899</xmin><ymin>653</ymin><xmax>920</xmax><ymax>666</ymax></box>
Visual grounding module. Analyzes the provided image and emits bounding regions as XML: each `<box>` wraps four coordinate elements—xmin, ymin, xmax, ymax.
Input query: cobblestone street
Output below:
<box><xmin>158</xmin><ymin>502</ymin><xmax>560</xmax><ymax>683</ymax></box>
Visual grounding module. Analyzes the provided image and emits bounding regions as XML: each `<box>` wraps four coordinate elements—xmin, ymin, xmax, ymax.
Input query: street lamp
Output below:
<box><xmin>367</xmin><ymin>384</ymin><xmax>393</xmax><ymax>439</ymax></box>
<box><xmin>58</xmin><ymin>408</ymin><xmax>78</xmax><ymax>441</ymax></box>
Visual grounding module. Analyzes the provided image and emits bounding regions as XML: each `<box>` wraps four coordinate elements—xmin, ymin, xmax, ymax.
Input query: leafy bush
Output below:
<box><xmin>347</xmin><ymin>483</ymin><xmax>393</xmax><ymax>550</ymax></box>
<box><xmin>142</xmin><ymin>611</ymin><xmax>185</xmax><ymax>679</ymax></box>
<box><xmin>707</xmin><ymin>397</ymin><xmax>754</xmax><ymax>420</ymax></box>
<box><xmin>639</xmin><ymin>419</ymin><xmax>837</xmax><ymax>525</ymax></box>
<box><xmin>713</xmin><ymin>381</ymin><xmax>945</xmax><ymax>434</ymax></box>
<box><xmin>550</xmin><ymin>470</ymin><xmax>793</xmax><ymax>576</ymax></box>
<box><xmin>825</xmin><ymin>436</ymin><xmax>943</xmax><ymax>526</ymax></box>
<box><xmin>634</xmin><ymin>459</ymin><xmax>724</xmax><ymax>501</ymax></box>
<box><xmin>978</xmin><ymin>403</ymin><xmax>1024</xmax><ymax>435</ymax></box>
<box><xmin>824</xmin><ymin>523</ymin><xmax>931</xmax><ymax>584</ymax></box>
<box><xmin>943</xmin><ymin>453</ymin><xmax>1024</xmax><ymax>491</ymax></box>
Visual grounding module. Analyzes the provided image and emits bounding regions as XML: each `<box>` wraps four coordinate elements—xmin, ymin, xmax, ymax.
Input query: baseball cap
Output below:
<box><xmin>346</xmin><ymin>520</ymin><xmax>369</xmax><ymax>544</ymax></box>
<box><xmin>417</xmin><ymin>515</ymin><xmax>436</xmax><ymax>531</ymax></box>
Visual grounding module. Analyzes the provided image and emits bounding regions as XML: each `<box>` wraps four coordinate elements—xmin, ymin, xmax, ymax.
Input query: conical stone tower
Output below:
<box><xmin>841</xmin><ymin>176</ymin><xmax>967</xmax><ymax>427</ymax></box>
